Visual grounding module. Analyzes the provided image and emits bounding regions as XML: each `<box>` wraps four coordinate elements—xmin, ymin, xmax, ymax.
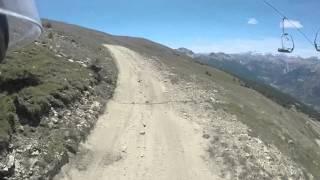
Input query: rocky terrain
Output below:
<box><xmin>178</xmin><ymin>48</ymin><xmax>320</xmax><ymax>111</ymax></box>
<box><xmin>0</xmin><ymin>20</ymin><xmax>117</xmax><ymax>179</ymax></box>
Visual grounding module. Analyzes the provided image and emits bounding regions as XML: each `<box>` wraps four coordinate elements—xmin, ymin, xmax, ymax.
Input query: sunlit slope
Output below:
<box><xmin>49</xmin><ymin>20</ymin><xmax>320</xmax><ymax>179</ymax></box>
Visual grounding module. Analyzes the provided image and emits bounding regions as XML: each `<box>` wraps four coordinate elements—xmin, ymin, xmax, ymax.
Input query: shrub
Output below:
<box><xmin>48</xmin><ymin>32</ymin><xmax>54</xmax><ymax>39</ymax></box>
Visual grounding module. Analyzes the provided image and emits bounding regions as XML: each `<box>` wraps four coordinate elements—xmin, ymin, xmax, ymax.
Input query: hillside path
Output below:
<box><xmin>57</xmin><ymin>45</ymin><xmax>219</xmax><ymax>180</ymax></box>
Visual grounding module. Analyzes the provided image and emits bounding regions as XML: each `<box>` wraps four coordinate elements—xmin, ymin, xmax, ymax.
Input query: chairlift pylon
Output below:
<box><xmin>278</xmin><ymin>17</ymin><xmax>295</xmax><ymax>53</ymax></box>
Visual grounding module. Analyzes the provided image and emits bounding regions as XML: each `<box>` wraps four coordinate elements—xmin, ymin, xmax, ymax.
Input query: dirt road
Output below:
<box><xmin>57</xmin><ymin>45</ymin><xmax>219</xmax><ymax>180</ymax></box>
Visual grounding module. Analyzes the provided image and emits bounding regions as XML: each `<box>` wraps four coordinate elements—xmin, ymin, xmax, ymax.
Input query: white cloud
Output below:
<box><xmin>248</xmin><ymin>18</ymin><xmax>259</xmax><ymax>25</ymax></box>
<box><xmin>281</xmin><ymin>19</ymin><xmax>303</xmax><ymax>29</ymax></box>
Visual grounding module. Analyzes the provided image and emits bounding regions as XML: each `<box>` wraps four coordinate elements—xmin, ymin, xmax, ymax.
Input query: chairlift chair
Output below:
<box><xmin>278</xmin><ymin>17</ymin><xmax>295</xmax><ymax>53</ymax></box>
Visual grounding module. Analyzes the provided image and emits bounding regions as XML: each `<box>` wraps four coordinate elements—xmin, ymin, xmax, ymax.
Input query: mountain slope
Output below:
<box><xmin>50</xmin><ymin>22</ymin><xmax>320</xmax><ymax>179</ymax></box>
<box><xmin>1</xmin><ymin>20</ymin><xmax>320</xmax><ymax>179</ymax></box>
<box><xmin>0</xmin><ymin>20</ymin><xmax>118</xmax><ymax>179</ymax></box>
<box><xmin>49</xmin><ymin>21</ymin><xmax>320</xmax><ymax>179</ymax></box>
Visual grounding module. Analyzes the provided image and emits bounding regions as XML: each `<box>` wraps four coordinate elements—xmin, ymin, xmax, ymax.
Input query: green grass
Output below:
<box><xmin>43</xmin><ymin>135</ymin><xmax>66</xmax><ymax>164</ymax></box>
<box><xmin>0</xmin><ymin>45</ymin><xmax>96</xmax><ymax>147</ymax></box>
<box><xmin>0</xmin><ymin>96</ymin><xmax>15</xmax><ymax>147</ymax></box>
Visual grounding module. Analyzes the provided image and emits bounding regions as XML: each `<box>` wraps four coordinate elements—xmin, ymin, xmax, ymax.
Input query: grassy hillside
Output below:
<box><xmin>185</xmin><ymin>61</ymin><xmax>320</xmax><ymax>178</ymax></box>
<box><xmin>193</xmin><ymin>56</ymin><xmax>320</xmax><ymax>121</ymax></box>
<box><xmin>0</xmin><ymin>20</ymin><xmax>118</xmax><ymax>179</ymax></box>
<box><xmin>177</xmin><ymin>56</ymin><xmax>320</xmax><ymax>179</ymax></box>
<box><xmin>0</xmin><ymin>46</ymin><xmax>95</xmax><ymax>148</ymax></box>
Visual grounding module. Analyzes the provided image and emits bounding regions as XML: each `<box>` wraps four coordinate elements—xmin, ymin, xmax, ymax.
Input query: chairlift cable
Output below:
<box><xmin>262</xmin><ymin>0</ymin><xmax>314</xmax><ymax>46</ymax></box>
<box><xmin>262</xmin><ymin>0</ymin><xmax>286</xmax><ymax>18</ymax></box>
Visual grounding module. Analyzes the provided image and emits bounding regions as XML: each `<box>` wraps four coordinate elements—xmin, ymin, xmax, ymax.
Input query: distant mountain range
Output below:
<box><xmin>176</xmin><ymin>48</ymin><xmax>320</xmax><ymax>111</ymax></box>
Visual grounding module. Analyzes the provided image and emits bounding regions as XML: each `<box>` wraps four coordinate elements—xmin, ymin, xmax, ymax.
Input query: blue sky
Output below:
<box><xmin>36</xmin><ymin>0</ymin><xmax>320</xmax><ymax>57</ymax></box>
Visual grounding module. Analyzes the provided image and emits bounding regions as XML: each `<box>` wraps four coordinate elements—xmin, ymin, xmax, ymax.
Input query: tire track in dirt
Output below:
<box><xmin>56</xmin><ymin>45</ymin><xmax>219</xmax><ymax>180</ymax></box>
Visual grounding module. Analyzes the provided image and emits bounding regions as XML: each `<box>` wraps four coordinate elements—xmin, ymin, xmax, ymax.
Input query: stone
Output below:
<box><xmin>52</xmin><ymin>118</ymin><xmax>59</xmax><ymax>124</ymax></box>
<box><xmin>51</xmin><ymin>108</ymin><xmax>58</xmax><ymax>117</ymax></box>
<box><xmin>18</xmin><ymin>126</ymin><xmax>24</xmax><ymax>133</ymax></box>
<box><xmin>202</xmin><ymin>134</ymin><xmax>210</xmax><ymax>139</ymax></box>
<box><xmin>266</xmin><ymin>156</ymin><xmax>272</xmax><ymax>161</ymax></box>
<box><xmin>288</xmin><ymin>140</ymin><xmax>294</xmax><ymax>145</ymax></box>
<box><xmin>66</xmin><ymin>111</ymin><xmax>71</xmax><ymax>116</ymax></box>
<box><xmin>142</xmin><ymin>123</ymin><xmax>147</xmax><ymax>128</ymax></box>
<box><xmin>7</xmin><ymin>155</ymin><xmax>15</xmax><ymax>168</ymax></box>
<box><xmin>31</xmin><ymin>150</ymin><xmax>40</xmax><ymax>156</ymax></box>
<box><xmin>140</xmin><ymin>131</ymin><xmax>146</xmax><ymax>135</ymax></box>
<box><xmin>316</xmin><ymin>139</ymin><xmax>320</xmax><ymax>147</ymax></box>
<box><xmin>91</xmin><ymin>101</ymin><xmax>101</xmax><ymax>112</ymax></box>
<box><xmin>48</xmin><ymin>122</ymin><xmax>55</xmax><ymax>129</ymax></box>
<box><xmin>68</xmin><ymin>59</ymin><xmax>74</xmax><ymax>63</ymax></box>
<box><xmin>85</xmin><ymin>114</ymin><xmax>92</xmax><ymax>120</ymax></box>
<box><xmin>0</xmin><ymin>154</ymin><xmax>15</xmax><ymax>177</ymax></box>
<box><xmin>122</xmin><ymin>146</ymin><xmax>127</xmax><ymax>153</ymax></box>
<box><xmin>245</xmin><ymin>153</ymin><xmax>251</xmax><ymax>158</ymax></box>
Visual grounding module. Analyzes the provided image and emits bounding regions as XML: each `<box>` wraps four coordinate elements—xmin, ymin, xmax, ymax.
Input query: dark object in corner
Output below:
<box><xmin>0</xmin><ymin>14</ymin><xmax>9</xmax><ymax>63</ymax></box>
